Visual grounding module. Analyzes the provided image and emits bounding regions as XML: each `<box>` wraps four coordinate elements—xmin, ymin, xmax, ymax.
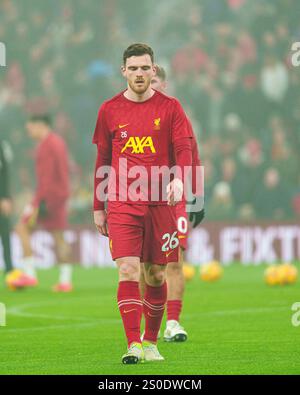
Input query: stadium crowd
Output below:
<box><xmin>0</xmin><ymin>0</ymin><xmax>299</xmax><ymax>223</ymax></box>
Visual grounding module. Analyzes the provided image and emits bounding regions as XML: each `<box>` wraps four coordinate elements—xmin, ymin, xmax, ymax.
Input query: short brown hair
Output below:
<box><xmin>155</xmin><ymin>64</ymin><xmax>166</xmax><ymax>81</ymax></box>
<box><xmin>29</xmin><ymin>114</ymin><xmax>52</xmax><ymax>126</ymax></box>
<box><xmin>123</xmin><ymin>43</ymin><xmax>154</xmax><ymax>65</ymax></box>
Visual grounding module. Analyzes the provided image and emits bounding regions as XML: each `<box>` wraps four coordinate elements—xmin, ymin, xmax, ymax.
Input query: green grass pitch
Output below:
<box><xmin>1</xmin><ymin>263</ymin><xmax>300</xmax><ymax>375</ymax></box>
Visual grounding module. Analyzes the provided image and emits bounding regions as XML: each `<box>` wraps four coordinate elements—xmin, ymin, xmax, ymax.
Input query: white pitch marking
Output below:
<box><xmin>184</xmin><ymin>306</ymin><xmax>287</xmax><ymax>319</ymax></box>
<box><xmin>4</xmin><ymin>300</ymin><xmax>121</xmax><ymax>333</ymax></box>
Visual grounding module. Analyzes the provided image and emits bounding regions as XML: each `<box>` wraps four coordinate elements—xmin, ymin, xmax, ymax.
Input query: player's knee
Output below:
<box><xmin>167</xmin><ymin>261</ymin><xmax>182</xmax><ymax>275</ymax></box>
<box><xmin>153</xmin><ymin>273</ymin><xmax>165</xmax><ymax>285</ymax></box>
<box><xmin>149</xmin><ymin>268</ymin><xmax>166</xmax><ymax>286</ymax></box>
<box><xmin>118</xmin><ymin>260</ymin><xmax>139</xmax><ymax>281</ymax></box>
<box><xmin>15</xmin><ymin>222</ymin><xmax>24</xmax><ymax>233</ymax></box>
<box><xmin>57</xmin><ymin>244</ymin><xmax>71</xmax><ymax>262</ymax></box>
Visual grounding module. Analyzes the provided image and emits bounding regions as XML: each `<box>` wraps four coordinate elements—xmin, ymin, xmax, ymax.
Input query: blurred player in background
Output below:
<box><xmin>0</xmin><ymin>137</ymin><xmax>31</xmax><ymax>289</ymax></box>
<box><xmin>0</xmin><ymin>138</ymin><xmax>14</xmax><ymax>277</ymax></box>
<box><xmin>93</xmin><ymin>43</ymin><xmax>193</xmax><ymax>364</ymax></box>
<box><xmin>15</xmin><ymin>115</ymin><xmax>73</xmax><ymax>292</ymax></box>
<box><xmin>140</xmin><ymin>65</ymin><xmax>204</xmax><ymax>342</ymax></box>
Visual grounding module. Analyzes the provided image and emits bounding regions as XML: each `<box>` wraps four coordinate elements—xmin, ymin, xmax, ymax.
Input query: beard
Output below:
<box><xmin>128</xmin><ymin>78</ymin><xmax>151</xmax><ymax>95</ymax></box>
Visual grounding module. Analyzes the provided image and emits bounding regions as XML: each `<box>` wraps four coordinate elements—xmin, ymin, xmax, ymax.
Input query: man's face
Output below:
<box><xmin>26</xmin><ymin>121</ymin><xmax>42</xmax><ymax>139</ymax></box>
<box><xmin>122</xmin><ymin>54</ymin><xmax>155</xmax><ymax>95</ymax></box>
<box><xmin>151</xmin><ymin>75</ymin><xmax>166</xmax><ymax>93</ymax></box>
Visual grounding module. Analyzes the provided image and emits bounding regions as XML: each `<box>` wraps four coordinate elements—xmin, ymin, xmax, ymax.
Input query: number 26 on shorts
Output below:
<box><xmin>161</xmin><ymin>231</ymin><xmax>179</xmax><ymax>252</ymax></box>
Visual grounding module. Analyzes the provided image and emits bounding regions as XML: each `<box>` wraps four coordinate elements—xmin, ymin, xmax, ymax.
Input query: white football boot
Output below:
<box><xmin>142</xmin><ymin>341</ymin><xmax>164</xmax><ymax>361</ymax></box>
<box><xmin>163</xmin><ymin>320</ymin><xmax>188</xmax><ymax>342</ymax></box>
<box><xmin>122</xmin><ymin>342</ymin><xmax>144</xmax><ymax>364</ymax></box>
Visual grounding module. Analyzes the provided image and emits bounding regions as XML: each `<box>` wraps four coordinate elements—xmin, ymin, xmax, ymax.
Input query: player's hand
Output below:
<box><xmin>94</xmin><ymin>210</ymin><xmax>109</xmax><ymax>237</ymax></box>
<box><xmin>0</xmin><ymin>198</ymin><xmax>13</xmax><ymax>216</ymax></box>
<box><xmin>189</xmin><ymin>208</ymin><xmax>205</xmax><ymax>228</ymax></box>
<box><xmin>166</xmin><ymin>178</ymin><xmax>183</xmax><ymax>206</ymax></box>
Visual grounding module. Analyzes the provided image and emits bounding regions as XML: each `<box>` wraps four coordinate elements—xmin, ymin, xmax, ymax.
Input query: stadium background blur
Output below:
<box><xmin>1</xmin><ymin>0</ymin><xmax>300</xmax><ymax>376</ymax></box>
<box><xmin>0</xmin><ymin>0</ymin><xmax>300</xmax><ymax>225</ymax></box>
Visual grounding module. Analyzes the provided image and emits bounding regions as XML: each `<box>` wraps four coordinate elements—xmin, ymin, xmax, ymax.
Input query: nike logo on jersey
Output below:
<box><xmin>178</xmin><ymin>235</ymin><xmax>187</xmax><ymax>239</ymax></box>
<box><xmin>119</xmin><ymin>123</ymin><xmax>129</xmax><ymax>129</ymax></box>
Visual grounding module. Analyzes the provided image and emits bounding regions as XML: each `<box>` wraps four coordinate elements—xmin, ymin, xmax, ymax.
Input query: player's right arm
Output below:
<box><xmin>93</xmin><ymin>210</ymin><xmax>108</xmax><ymax>237</ymax></box>
<box><xmin>92</xmin><ymin>103</ymin><xmax>112</xmax><ymax>237</ymax></box>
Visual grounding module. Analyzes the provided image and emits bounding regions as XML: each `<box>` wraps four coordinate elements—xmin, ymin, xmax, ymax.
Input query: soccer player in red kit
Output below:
<box><xmin>140</xmin><ymin>65</ymin><xmax>204</xmax><ymax>342</ymax></box>
<box><xmin>15</xmin><ymin>115</ymin><xmax>73</xmax><ymax>292</ymax></box>
<box><xmin>93</xmin><ymin>43</ymin><xmax>193</xmax><ymax>364</ymax></box>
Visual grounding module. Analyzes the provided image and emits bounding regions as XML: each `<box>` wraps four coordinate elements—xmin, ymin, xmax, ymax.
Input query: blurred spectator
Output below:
<box><xmin>219</xmin><ymin>157</ymin><xmax>242</xmax><ymax>208</ymax></box>
<box><xmin>253</xmin><ymin>167</ymin><xmax>291</xmax><ymax>220</ymax></box>
<box><xmin>260</xmin><ymin>55</ymin><xmax>289</xmax><ymax>105</ymax></box>
<box><xmin>0</xmin><ymin>0</ymin><xmax>298</xmax><ymax>223</ymax></box>
<box><xmin>207</xmin><ymin>181</ymin><xmax>235</xmax><ymax>220</ymax></box>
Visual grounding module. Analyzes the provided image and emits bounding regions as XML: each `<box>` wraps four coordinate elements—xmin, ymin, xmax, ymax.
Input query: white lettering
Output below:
<box><xmin>253</xmin><ymin>227</ymin><xmax>277</xmax><ymax>264</ymax></box>
<box><xmin>240</xmin><ymin>228</ymin><xmax>254</xmax><ymax>264</ymax></box>
<box><xmin>186</xmin><ymin>228</ymin><xmax>214</xmax><ymax>263</ymax></box>
<box><xmin>278</xmin><ymin>226</ymin><xmax>297</xmax><ymax>262</ymax></box>
<box><xmin>127</xmin><ymin>165</ymin><xmax>148</xmax><ymax>201</ymax></box>
<box><xmin>0</xmin><ymin>303</ymin><xmax>6</xmax><ymax>326</ymax></box>
<box><xmin>291</xmin><ymin>302</ymin><xmax>300</xmax><ymax>327</ymax></box>
<box><xmin>80</xmin><ymin>231</ymin><xmax>114</xmax><ymax>267</ymax></box>
<box><xmin>31</xmin><ymin>231</ymin><xmax>56</xmax><ymax>268</ymax></box>
<box><xmin>220</xmin><ymin>227</ymin><xmax>240</xmax><ymax>264</ymax></box>
<box><xmin>0</xmin><ymin>42</ymin><xmax>6</xmax><ymax>66</ymax></box>
<box><xmin>291</xmin><ymin>42</ymin><xmax>300</xmax><ymax>67</ymax></box>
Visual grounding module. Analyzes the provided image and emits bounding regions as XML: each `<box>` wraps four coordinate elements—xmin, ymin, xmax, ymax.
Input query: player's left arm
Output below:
<box><xmin>32</xmin><ymin>152</ymin><xmax>53</xmax><ymax>208</ymax></box>
<box><xmin>167</xmin><ymin>99</ymin><xmax>193</xmax><ymax>206</ymax></box>
<box><xmin>55</xmin><ymin>140</ymin><xmax>70</xmax><ymax>199</ymax></box>
<box><xmin>23</xmin><ymin>148</ymin><xmax>53</xmax><ymax>224</ymax></box>
<box><xmin>189</xmin><ymin>123</ymin><xmax>205</xmax><ymax>228</ymax></box>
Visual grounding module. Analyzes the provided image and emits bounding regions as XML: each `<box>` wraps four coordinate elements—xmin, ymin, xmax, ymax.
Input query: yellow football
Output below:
<box><xmin>200</xmin><ymin>261</ymin><xmax>223</xmax><ymax>282</ymax></box>
<box><xmin>264</xmin><ymin>264</ymin><xmax>298</xmax><ymax>286</ymax></box>
<box><xmin>280</xmin><ymin>263</ymin><xmax>298</xmax><ymax>285</ymax></box>
<box><xmin>5</xmin><ymin>269</ymin><xmax>24</xmax><ymax>290</ymax></box>
<box><xmin>182</xmin><ymin>263</ymin><xmax>196</xmax><ymax>281</ymax></box>
<box><xmin>264</xmin><ymin>265</ymin><xmax>280</xmax><ymax>286</ymax></box>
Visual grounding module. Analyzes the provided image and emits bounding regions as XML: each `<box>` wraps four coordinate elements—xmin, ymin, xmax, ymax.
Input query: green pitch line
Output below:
<box><xmin>0</xmin><ymin>263</ymin><xmax>300</xmax><ymax>375</ymax></box>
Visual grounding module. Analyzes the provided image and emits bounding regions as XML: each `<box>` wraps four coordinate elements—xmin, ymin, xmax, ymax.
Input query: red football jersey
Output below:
<box><xmin>93</xmin><ymin>90</ymin><xmax>192</xmax><ymax>208</ymax></box>
<box><xmin>33</xmin><ymin>132</ymin><xmax>70</xmax><ymax>206</ymax></box>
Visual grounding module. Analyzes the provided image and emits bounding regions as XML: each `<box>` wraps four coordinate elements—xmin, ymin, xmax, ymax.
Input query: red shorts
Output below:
<box><xmin>37</xmin><ymin>200</ymin><xmax>68</xmax><ymax>231</ymax></box>
<box><xmin>107</xmin><ymin>202</ymin><xmax>180</xmax><ymax>264</ymax></box>
<box><xmin>175</xmin><ymin>202</ymin><xmax>189</xmax><ymax>250</ymax></box>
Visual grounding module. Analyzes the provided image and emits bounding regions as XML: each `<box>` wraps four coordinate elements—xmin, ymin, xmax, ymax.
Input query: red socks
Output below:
<box><xmin>117</xmin><ymin>281</ymin><xmax>170</xmax><ymax>345</ymax></box>
<box><xmin>167</xmin><ymin>300</ymin><xmax>182</xmax><ymax>322</ymax></box>
<box><xmin>117</xmin><ymin>281</ymin><xmax>143</xmax><ymax>346</ymax></box>
<box><xmin>143</xmin><ymin>282</ymin><xmax>167</xmax><ymax>343</ymax></box>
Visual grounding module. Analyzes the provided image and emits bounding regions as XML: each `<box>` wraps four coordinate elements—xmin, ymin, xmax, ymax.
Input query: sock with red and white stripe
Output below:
<box><xmin>117</xmin><ymin>281</ymin><xmax>143</xmax><ymax>346</ymax></box>
<box><xmin>167</xmin><ymin>300</ymin><xmax>182</xmax><ymax>322</ymax></box>
<box><xmin>143</xmin><ymin>282</ymin><xmax>167</xmax><ymax>343</ymax></box>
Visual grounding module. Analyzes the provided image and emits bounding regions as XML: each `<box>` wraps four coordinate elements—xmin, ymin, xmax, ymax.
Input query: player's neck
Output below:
<box><xmin>38</xmin><ymin>129</ymin><xmax>50</xmax><ymax>141</ymax></box>
<box><xmin>124</xmin><ymin>87</ymin><xmax>155</xmax><ymax>103</ymax></box>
